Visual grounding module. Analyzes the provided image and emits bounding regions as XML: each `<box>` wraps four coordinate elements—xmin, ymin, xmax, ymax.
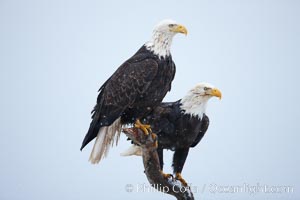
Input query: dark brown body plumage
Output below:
<box><xmin>145</xmin><ymin>100</ymin><xmax>209</xmax><ymax>174</ymax></box>
<box><xmin>81</xmin><ymin>46</ymin><xmax>176</xmax><ymax>150</ymax></box>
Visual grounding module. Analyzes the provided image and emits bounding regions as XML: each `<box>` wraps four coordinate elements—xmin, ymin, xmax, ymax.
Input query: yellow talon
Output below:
<box><xmin>161</xmin><ymin>171</ymin><xmax>173</xmax><ymax>179</ymax></box>
<box><xmin>151</xmin><ymin>133</ymin><xmax>158</xmax><ymax>147</ymax></box>
<box><xmin>154</xmin><ymin>140</ymin><xmax>158</xmax><ymax>148</ymax></box>
<box><xmin>175</xmin><ymin>173</ymin><xmax>188</xmax><ymax>186</ymax></box>
<box><xmin>134</xmin><ymin>119</ymin><xmax>151</xmax><ymax>135</ymax></box>
<box><xmin>151</xmin><ymin>133</ymin><xmax>157</xmax><ymax>140</ymax></box>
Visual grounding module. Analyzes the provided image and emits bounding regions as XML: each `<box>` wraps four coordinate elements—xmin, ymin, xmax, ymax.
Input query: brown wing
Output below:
<box><xmin>190</xmin><ymin>114</ymin><xmax>209</xmax><ymax>147</ymax></box>
<box><xmin>81</xmin><ymin>56</ymin><xmax>158</xmax><ymax>150</ymax></box>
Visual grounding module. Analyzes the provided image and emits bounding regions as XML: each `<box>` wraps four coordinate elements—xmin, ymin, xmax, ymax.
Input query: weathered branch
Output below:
<box><xmin>123</xmin><ymin>127</ymin><xmax>195</xmax><ymax>200</ymax></box>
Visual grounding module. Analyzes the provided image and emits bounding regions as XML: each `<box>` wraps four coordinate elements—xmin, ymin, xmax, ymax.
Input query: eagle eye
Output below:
<box><xmin>204</xmin><ymin>87</ymin><xmax>209</xmax><ymax>91</ymax></box>
<box><xmin>168</xmin><ymin>24</ymin><xmax>175</xmax><ymax>28</ymax></box>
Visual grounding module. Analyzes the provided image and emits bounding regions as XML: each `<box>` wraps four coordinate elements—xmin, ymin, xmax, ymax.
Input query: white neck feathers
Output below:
<box><xmin>180</xmin><ymin>93</ymin><xmax>210</xmax><ymax>119</ymax></box>
<box><xmin>145</xmin><ymin>30</ymin><xmax>174</xmax><ymax>58</ymax></box>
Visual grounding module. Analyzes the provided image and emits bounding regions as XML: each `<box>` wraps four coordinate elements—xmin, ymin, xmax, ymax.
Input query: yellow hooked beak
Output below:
<box><xmin>171</xmin><ymin>24</ymin><xmax>188</xmax><ymax>35</ymax></box>
<box><xmin>208</xmin><ymin>88</ymin><xmax>222</xmax><ymax>100</ymax></box>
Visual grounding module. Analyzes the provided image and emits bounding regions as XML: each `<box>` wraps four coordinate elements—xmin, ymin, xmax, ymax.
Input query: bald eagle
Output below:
<box><xmin>80</xmin><ymin>19</ymin><xmax>188</xmax><ymax>164</ymax></box>
<box><xmin>121</xmin><ymin>83</ymin><xmax>221</xmax><ymax>185</ymax></box>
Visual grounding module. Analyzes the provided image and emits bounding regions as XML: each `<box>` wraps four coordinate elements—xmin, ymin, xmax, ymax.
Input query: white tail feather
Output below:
<box><xmin>89</xmin><ymin>118</ymin><xmax>121</xmax><ymax>164</ymax></box>
<box><xmin>120</xmin><ymin>145</ymin><xmax>142</xmax><ymax>156</ymax></box>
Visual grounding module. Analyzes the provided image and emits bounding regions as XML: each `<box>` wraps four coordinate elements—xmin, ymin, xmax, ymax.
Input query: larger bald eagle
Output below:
<box><xmin>81</xmin><ymin>19</ymin><xmax>188</xmax><ymax>164</ymax></box>
<box><xmin>122</xmin><ymin>83</ymin><xmax>221</xmax><ymax>185</ymax></box>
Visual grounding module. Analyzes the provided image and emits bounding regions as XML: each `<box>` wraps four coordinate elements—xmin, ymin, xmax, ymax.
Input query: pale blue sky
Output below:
<box><xmin>0</xmin><ymin>0</ymin><xmax>299</xmax><ymax>199</ymax></box>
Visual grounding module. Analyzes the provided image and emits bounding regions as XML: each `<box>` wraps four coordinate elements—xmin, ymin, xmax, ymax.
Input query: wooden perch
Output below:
<box><xmin>123</xmin><ymin>127</ymin><xmax>195</xmax><ymax>200</ymax></box>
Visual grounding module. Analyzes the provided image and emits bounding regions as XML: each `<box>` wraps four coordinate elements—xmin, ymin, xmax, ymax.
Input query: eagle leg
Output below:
<box><xmin>160</xmin><ymin>170</ymin><xmax>173</xmax><ymax>179</ymax></box>
<box><xmin>134</xmin><ymin>119</ymin><xmax>151</xmax><ymax>135</ymax></box>
<box><xmin>175</xmin><ymin>173</ymin><xmax>188</xmax><ymax>186</ymax></box>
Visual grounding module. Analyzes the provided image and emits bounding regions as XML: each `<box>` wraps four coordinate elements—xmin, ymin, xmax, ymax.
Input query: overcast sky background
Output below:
<box><xmin>0</xmin><ymin>0</ymin><xmax>299</xmax><ymax>199</ymax></box>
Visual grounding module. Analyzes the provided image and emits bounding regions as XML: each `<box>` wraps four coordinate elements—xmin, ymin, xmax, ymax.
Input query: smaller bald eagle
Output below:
<box><xmin>121</xmin><ymin>83</ymin><xmax>221</xmax><ymax>186</ymax></box>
